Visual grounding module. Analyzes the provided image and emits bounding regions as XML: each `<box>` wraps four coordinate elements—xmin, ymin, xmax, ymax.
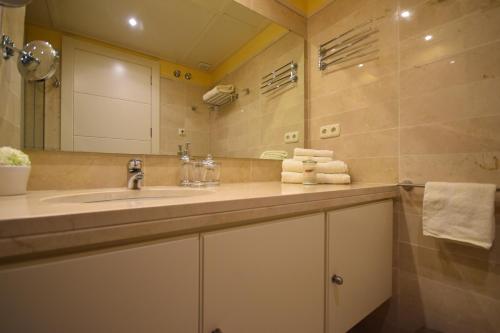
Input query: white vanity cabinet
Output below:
<box><xmin>202</xmin><ymin>213</ymin><xmax>325</xmax><ymax>333</ymax></box>
<box><xmin>0</xmin><ymin>199</ymin><xmax>394</xmax><ymax>333</ymax></box>
<box><xmin>0</xmin><ymin>236</ymin><xmax>200</xmax><ymax>333</ymax></box>
<box><xmin>327</xmin><ymin>200</ymin><xmax>393</xmax><ymax>333</ymax></box>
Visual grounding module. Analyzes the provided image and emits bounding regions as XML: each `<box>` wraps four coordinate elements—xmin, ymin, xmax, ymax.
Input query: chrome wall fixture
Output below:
<box><xmin>260</xmin><ymin>61</ymin><xmax>298</xmax><ymax>95</ymax></box>
<box><xmin>398</xmin><ymin>180</ymin><xmax>500</xmax><ymax>192</ymax></box>
<box><xmin>204</xmin><ymin>91</ymin><xmax>238</xmax><ymax>111</ymax></box>
<box><xmin>318</xmin><ymin>17</ymin><xmax>382</xmax><ymax>71</ymax></box>
<box><xmin>1</xmin><ymin>34</ymin><xmax>59</xmax><ymax>81</ymax></box>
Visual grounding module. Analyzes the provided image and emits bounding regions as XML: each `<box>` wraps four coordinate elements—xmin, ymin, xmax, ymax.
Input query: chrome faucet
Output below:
<box><xmin>127</xmin><ymin>159</ymin><xmax>144</xmax><ymax>190</ymax></box>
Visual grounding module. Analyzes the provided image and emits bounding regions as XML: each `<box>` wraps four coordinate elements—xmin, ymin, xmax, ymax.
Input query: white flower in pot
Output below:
<box><xmin>0</xmin><ymin>147</ymin><xmax>31</xmax><ymax>196</ymax></box>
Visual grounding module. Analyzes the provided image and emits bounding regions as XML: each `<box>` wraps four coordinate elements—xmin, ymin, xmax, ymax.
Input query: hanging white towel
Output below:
<box><xmin>422</xmin><ymin>182</ymin><xmax>497</xmax><ymax>249</ymax></box>
<box><xmin>281</xmin><ymin>172</ymin><xmax>350</xmax><ymax>184</ymax></box>
<box><xmin>294</xmin><ymin>148</ymin><xmax>334</xmax><ymax>158</ymax></box>
<box><xmin>282</xmin><ymin>159</ymin><xmax>348</xmax><ymax>174</ymax></box>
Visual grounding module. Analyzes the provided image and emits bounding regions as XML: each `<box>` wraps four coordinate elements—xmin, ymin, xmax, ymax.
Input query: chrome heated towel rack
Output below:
<box><xmin>260</xmin><ymin>61</ymin><xmax>298</xmax><ymax>95</ymax></box>
<box><xmin>318</xmin><ymin>17</ymin><xmax>382</xmax><ymax>71</ymax></box>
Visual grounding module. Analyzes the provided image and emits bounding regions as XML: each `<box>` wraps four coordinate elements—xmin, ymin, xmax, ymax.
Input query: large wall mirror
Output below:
<box><xmin>19</xmin><ymin>0</ymin><xmax>305</xmax><ymax>159</ymax></box>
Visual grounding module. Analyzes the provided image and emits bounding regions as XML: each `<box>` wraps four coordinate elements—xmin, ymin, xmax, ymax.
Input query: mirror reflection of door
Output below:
<box><xmin>60</xmin><ymin>37</ymin><xmax>160</xmax><ymax>154</ymax></box>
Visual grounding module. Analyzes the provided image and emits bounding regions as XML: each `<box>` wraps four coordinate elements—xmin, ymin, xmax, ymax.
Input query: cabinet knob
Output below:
<box><xmin>332</xmin><ymin>274</ymin><xmax>343</xmax><ymax>285</ymax></box>
<box><xmin>212</xmin><ymin>329</ymin><xmax>222</xmax><ymax>333</ymax></box>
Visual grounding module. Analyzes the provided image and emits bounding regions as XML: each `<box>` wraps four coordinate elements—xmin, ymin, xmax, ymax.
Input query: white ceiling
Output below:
<box><xmin>25</xmin><ymin>0</ymin><xmax>272</xmax><ymax>70</ymax></box>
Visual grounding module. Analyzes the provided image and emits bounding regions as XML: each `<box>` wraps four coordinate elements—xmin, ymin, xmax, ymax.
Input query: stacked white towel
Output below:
<box><xmin>294</xmin><ymin>148</ymin><xmax>334</xmax><ymax>158</ymax></box>
<box><xmin>282</xmin><ymin>159</ymin><xmax>348</xmax><ymax>174</ymax></box>
<box><xmin>281</xmin><ymin>172</ymin><xmax>351</xmax><ymax>184</ymax></box>
<box><xmin>281</xmin><ymin>148</ymin><xmax>350</xmax><ymax>184</ymax></box>
<box><xmin>203</xmin><ymin>85</ymin><xmax>235</xmax><ymax>102</ymax></box>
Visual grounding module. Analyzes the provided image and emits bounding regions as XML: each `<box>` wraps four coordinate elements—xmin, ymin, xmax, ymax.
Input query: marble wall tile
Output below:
<box><xmin>400</xmin><ymin>152</ymin><xmax>500</xmax><ymax>184</ymax></box>
<box><xmin>398</xmin><ymin>269</ymin><xmax>500</xmax><ymax>333</ymax></box>
<box><xmin>309</xmin><ymin>0</ymin><xmax>500</xmax><ymax>331</ymax></box>
<box><xmin>26</xmin><ymin>150</ymin><xmax>281</xmax><ymax>190</ymax></box>
<box><xmin>210</xmin><ymin>32</ymin><xmax>305</xmax><ymax>159</ymax></box>
<box><xmin>400</xmin><ymin>77</ymin><xmax>500</xmax><ymax>127</ymax></box>
<box><xmin>399</xmin><ymin>0</ymin><xmax>500</xmax><ymax>41</ymax></box>
<box><xmin>400</xmin><ymin>4</ymin><xmax>500</xmax><ymax>70</ymax></box>
<box><xmin>400</xmin><ymin>115</ymin><xmax>500</xmax><ymax>155</ymax></box>
<box><xmin>0</xmin><ymin>6</ymin><xmax>25</xmax><ymax>149</ymax></box>
<box><xmin>398</xmin><ymin>242</ymin><xmax>500</xmax><ymax>300</ymax></box>
<box><xmin>400</xmin><ymin>41</ymin><xmax>500</xmax><ymax>99</ymax></box>
<box><xmin>27</xmin><ymin>150</ymin><xmax>133</xmax><ymax>190</ymax></box>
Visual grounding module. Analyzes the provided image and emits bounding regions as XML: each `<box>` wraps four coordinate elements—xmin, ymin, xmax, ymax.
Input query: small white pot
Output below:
<box><xmin>0</xmin><ymin>165</ymin><xmax>31</xmax><ymax>196</ymax></box>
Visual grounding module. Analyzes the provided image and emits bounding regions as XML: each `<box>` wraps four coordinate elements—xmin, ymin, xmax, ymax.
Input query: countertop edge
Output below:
<box><xmin>0</xmin><ymin>186</ymin><xmax>397</xmax><ymax>263</ymax></box>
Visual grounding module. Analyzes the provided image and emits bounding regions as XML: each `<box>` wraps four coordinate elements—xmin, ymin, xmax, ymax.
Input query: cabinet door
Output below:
<box><xmin>202</xmin><ymin>214</ymin><xmax>325</xmax><ymax>333</ymax></box>
<box><xmin>327</xmin><ymin>200</ymin><xmax>393</xmax><ymax>333</ymax></box>
<box><xmin>0</xmin><ymin>236</ymin><xmax>199</xmax><ymax>333</ymax></box>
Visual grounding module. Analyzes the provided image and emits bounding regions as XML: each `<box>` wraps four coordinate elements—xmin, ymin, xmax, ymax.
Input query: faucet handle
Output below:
<box><xmin>128</xmin><ymin>159</ymin><xmax>143</xmax><ymax>172</ymax></box>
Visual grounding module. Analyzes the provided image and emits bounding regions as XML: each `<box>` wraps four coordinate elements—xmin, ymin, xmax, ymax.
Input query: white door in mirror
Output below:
<box><xmin>320</xmin><ymin>123</ymin><xmax>341</xmax><ymax>139</ymax></box>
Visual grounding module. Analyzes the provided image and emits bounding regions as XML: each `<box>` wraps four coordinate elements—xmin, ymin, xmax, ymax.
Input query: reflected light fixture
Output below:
<box><xmin>400</xmin><ymin>10</ymin><xmax>411</xmax><ymax>18</ymax></box>
<box><xmin>128</xmin><ymin>17</ymin><xmax>138</xmax><ymax>27</ymax></box>
<box><xmin>424</xmin><ymin>34</ymin><xmax>433</xmax><ymax>41</ymax></box>
<box><xmin>357</xmin><ymin>63</ymin><xmax>364</xmax><ymax>68</ymax></box>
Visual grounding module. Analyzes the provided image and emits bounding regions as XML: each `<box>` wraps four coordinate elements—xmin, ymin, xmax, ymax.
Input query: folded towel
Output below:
<box><xmin>293</xmin><ymin>156</ymin><xmax>333</xmax><ymax>163</ymax></box>
<box><xmin>203</xmin><ymin>85</ymin><xmax>235</xmax><ymax>102</ymax></box>
<box><xmin>260</xmin><ymin>150</ymin><xmax>288</xmax><ymax>160</ymax></box>
<box><xmin>422</xmin><ymin>182</ymin><xmax>497</xmax><ymax>249</ymax></box>
<box><xmin>294</xmin><ymin>148</ymin><xmax>334</xmax><ymax>158</ymax></box>
<box><xmin>281</xmin><ymin>172</ymin><xmax>351</xmax><ymax>184</ymax></box>
<box><xmin>282</xmin><ymin>159</ymin><xmax>348</xmax><ymax>174</ymax></box>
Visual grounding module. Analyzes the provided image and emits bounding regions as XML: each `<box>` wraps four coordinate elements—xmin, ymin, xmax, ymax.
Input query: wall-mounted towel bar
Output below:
<box><xmin>318</xmin><ymin>16</ymin><xmax>383</xmax><ymax>71</ymax></box>
<box><xmin>260</xmin><ymin>61</ymin><xmax>298</xmax><ymax>95</ymax></box>
<box><xmin>398</xmin><ymin>180</ymin><xmax>500</xmax><ymax>192</ymax></box>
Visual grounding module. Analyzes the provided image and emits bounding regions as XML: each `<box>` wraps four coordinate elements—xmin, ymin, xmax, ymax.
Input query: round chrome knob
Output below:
<box><xmin>332</xmin><ymin>274</ymin><xmax>343</xmax><ymax>285</ymax></box>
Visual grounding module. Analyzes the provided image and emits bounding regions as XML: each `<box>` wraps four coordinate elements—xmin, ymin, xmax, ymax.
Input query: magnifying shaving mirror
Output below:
<box><xmin>1</xmin><ymin>35</ymin><xmax>59</xmax><ymax>81</ymax></box>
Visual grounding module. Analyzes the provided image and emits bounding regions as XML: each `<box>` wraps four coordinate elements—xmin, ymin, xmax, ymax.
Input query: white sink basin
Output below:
<box><xmin>42</xmin><ymin>188</ymin><xmax>213</xmax><ymax>204</ymax></box>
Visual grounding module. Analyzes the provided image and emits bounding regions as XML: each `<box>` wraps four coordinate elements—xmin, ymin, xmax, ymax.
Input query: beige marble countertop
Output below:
<box><xmin>0</xmin><ymin>182</ymin><xmax>397</xmax><ymax>262</ymax></box>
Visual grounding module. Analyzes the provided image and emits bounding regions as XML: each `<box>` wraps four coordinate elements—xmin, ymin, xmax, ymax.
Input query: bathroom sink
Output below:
<box><xmin>42</xmin><ymin>188</ymin><xmax>213</xmax><ymax>204</ymax></box>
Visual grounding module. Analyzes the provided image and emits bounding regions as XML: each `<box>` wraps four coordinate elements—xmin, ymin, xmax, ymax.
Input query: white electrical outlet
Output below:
<box><xmin>284</xmin><ymin>131</ymin><xmax>299</xmax><ymax>143</ymax></box>
<box><xmin>320</xmin><ymin>123</ymin><xmax>340</xmax><ymax>139</ymax></box>
<box><xmin>178</xmin><ymin>128</ymin><xmax>186</xmax><ymax>136</ymax></box>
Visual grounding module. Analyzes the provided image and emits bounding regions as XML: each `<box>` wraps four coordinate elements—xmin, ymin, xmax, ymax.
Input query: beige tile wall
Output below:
<box><xmin>159</xmin><ymin>77</ymin><xmax>210</xmax><ymax>157</ymax></box>
<box><xmin>308</xmin><ymin>0</ymin><xmax>400</xmax><ymax>184</ymax></box>
<box><xmin>0</xmin><ymin>6</ymin><xmax>25</xmax><ymax>149</ymax></box>
<box><xmin>26</xmin><ymin>150</ymin><xmax>282</xmax><ymax>190</ymax></box>
<box><xmin>210</xmin><ymin>32</ymin><xmax>305</xmax><ymax>159</ymax></box>
<box><xmin>309</xmin><ymin>0</ymin><xmax>500</xmax><ymax>332</ymax></box>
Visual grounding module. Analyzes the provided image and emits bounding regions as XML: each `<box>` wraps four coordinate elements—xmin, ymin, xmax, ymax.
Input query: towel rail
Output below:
<box><xmin>398</xmin><ymin>180</ymin><xmax>500</xmax><ymax>192</ymax></box>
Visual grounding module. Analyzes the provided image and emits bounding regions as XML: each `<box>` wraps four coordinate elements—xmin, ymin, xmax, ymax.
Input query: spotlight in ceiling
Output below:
<box><xmin>424</xmin><ymin>34</ymin><xmax>433</xmax><ymax>41</ymax></box>
<box><xmin>400</xmin><ymin>10</ymin><xmax>411</xmax><ymax>18</ymax></box>
<box><xmin>128</xmin><ymin>17</ymin><xmax>138</xmax><ymax>27</ymax></box>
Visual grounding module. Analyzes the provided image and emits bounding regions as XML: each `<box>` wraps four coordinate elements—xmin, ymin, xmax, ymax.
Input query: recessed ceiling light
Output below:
<box><xmin>400</xmin><ymin>10</ymin><xmax>411</xmax><ymax>18</ymax></box>
<box><xmin>357</xmin><ymin>63</ymin><xmax>364</xmax><ymax>68</ymax></box>
<box><xmin>128</xmin><ymin>17</ymin><xmax>138</xmax><ymax>27</ymax></box>
<box><xmin>424</xmin><ymin>34</ymin><xmax>433</xmax><ymax>41</ymax></box>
